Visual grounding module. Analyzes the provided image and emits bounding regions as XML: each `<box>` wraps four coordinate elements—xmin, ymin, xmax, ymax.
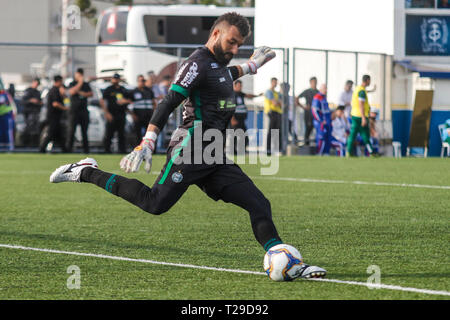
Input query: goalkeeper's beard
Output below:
<box><xmin>213</xmin><ymin>38</ymin><xmax>234</xmax><ymax>65</ymax></box>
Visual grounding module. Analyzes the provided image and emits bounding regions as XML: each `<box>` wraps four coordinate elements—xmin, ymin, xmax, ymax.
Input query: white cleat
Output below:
<box><xmin>294</xmin><ymin>264</ymin><xmax>327</xmax><ymax>279</ymax></box>
<box><xmin>49</xmin><ymin>158</ymin><xmax>98</xmax><ymax>183</ymax></box>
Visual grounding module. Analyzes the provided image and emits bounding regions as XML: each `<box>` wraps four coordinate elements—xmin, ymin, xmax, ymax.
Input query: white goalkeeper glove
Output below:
<box><xmin>240</xmin><ymin>46</ymin><xmax>276</xmax><ymax>75</ymax></box>
<box><xmin>120</xmin><ymin>131</ymin><xmax>157</xmax><ymax>173</ymax></box>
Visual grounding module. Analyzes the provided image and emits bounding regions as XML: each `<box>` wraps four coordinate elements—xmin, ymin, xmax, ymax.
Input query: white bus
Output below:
<box><xmin>95</xmin><ymin>5</ymin><xmax>255</xmax><ymax>87</ymax></box>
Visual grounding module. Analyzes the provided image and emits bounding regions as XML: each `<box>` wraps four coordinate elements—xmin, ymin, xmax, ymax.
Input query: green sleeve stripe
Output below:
<box><xmin>170</xmin><ymin>84</ymin><xmax>190</xmax><ymax>98</ymax></box>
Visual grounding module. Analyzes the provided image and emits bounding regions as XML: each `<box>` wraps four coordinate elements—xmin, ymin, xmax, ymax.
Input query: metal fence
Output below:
<box><xmin>292</xmin><ymin>47</ymin><xmax>393</xmax><ymax>147</ymax></box>
<box><xmin>0</xmin><ymin>42</ymin><xmax>392</xmax><ymax>154</ymax></box>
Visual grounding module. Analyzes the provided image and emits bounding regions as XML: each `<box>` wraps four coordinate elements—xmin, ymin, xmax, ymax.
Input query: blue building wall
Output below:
<box><xmin>392</xmin><ymin>109</ymin><xmax>450</xmax><ymax>156</ymax></box>
<box><xmin>245</xmin><ymin>110</ymin><xmax>265</xmax><ymax>146</ymax></box>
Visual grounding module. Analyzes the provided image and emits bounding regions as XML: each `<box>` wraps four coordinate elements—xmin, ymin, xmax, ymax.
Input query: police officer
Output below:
<box><xmin>67</xmin><ymin>68</ymin><xmax>93</xmax><ymax>153</ymax></box>
<box><xmin>130</xmin><ymin>74</ymin><xmax>156</xmax><ymax>145</ymax></box>
<box><xmin>40</xmin><ymin>75</ymin><xmax>68</xmax><ymax>153</ymax></box>
<box><xmin>22</xmin><ymin>78</ymin><xmax>43</xmax><ymax>146</ymax></box>
<box><xmin>100</xmin><ymin>73</ymin><xmax>132</xmax><ymax>153</ymax></box>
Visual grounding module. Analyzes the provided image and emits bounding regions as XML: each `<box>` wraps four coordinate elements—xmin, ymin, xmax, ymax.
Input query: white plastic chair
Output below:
<box><xmin>392</xmin><ymin>141</ymin><xmax>402</xmax><ymax>158</ymax></box>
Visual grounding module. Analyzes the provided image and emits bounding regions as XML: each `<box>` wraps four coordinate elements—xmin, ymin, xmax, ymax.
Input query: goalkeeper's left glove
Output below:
<box><xmin>119</xmin><ymin>131</ymin><xmax>157</xmax><ymax>173</ymax></box>
<box><xmin>240</xmin><ymin>46</ymin><xmax>276</xmax><ymax>75</ymax></box>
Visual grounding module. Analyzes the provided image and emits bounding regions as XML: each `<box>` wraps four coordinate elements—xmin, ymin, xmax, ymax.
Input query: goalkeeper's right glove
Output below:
<box><xmin>119</xmin><ymin>131</ymin><xmax>157</xmax><ymax>173</ymax></box>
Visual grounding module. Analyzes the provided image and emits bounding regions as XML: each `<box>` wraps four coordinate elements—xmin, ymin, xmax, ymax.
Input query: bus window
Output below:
<box><xmin>157</xmin><ymin>19</ymin><xmax>165</xmax><ymax>36</ymax></box>
<box><xmin>143</xmin><ymin>15</ymin><xmax>167</xmax><ymax>44</ymax></box>
<box><xmin>143</xmin><ymin>15</ymin><xmax>254</xmax><ymax>46</ymax></box>
<box><xmin>98</xmin><ymin>11</ymin><xmax>128</xmax><ymax>44</ymax></box>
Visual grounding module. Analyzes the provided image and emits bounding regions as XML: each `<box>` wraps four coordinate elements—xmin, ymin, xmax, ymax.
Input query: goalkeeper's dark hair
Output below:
<box><xmin>209</xmin><ymin>12</ymin><xmax>251</xmax><ymax>38</ymax></box>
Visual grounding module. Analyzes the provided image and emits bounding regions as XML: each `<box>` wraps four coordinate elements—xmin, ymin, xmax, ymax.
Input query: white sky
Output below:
<box><xmin>255</xmin><ymin>0</ymin><xmax>394</xmax><ymax>54</ymax></box>
<box><xmin>253</xmin><ymin>0</ymin><xmax>395</xmax><ymax>102</ymax></box>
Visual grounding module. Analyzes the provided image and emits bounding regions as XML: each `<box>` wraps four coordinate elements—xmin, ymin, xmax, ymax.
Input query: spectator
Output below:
<box><xmin>331</xmin><ymin>105</ymin><xmax>350</xmax><ymax>157</ymax></box>
<box><xmin>346</xmin><ymin>74</ymin><xmax>376</xmax><ymax>157</ymax></box>
<box><xmin>130</xmin><ymin>74</ymin><xmax>156</xmax><ymax>145</ymax></box>
<box><xmin>158</xmin><ymin>75</ymin><xmax>171</xmax><ymax>99</ymax></box>
<box><xmin>297</xmin><ymin>77</ymin><xmax>318</xmax><ymax>146</ymax></box>
<box><xmin>154</xmin><ymin>75</ymin><xmax>172</xmax><ymax>152</ymax></box>
<box><xmin>100</xmin><ymin>73</ymin><xmax>132</xmax><ymax>154</ymax></box>
<box><xmin>438</xmin><ymin>0</ymin><xmax>450</xmax><ymax>8</ymax></box>
<box><xmin>264</xmin><ymin>77</ymin><xmax>283</xmax><ymax>155</ymax></box>
<box><xmin>280</xmin><ymin>82</ymin><xmax>298</xmax><ymax>144</ymax></box>
<box><xmin>368</xmin><ymin>106</ymin><xmax>380</xmax><ymax>155</ymax></box>
<box><xmin>146</xmin><ymin>70</ymin><xmax>162</xmax><ymax>100</ymax></box>
<box><xmin>40</xmin><ymin>75</ymin><xmax>68</xmax><ymax>153</ymax></box>
<box><xmin>22</xmin><ymin>78</ymin><xmax>43</xmax><ymax>146</ymax></box>
<box><xmin>311</xmin><ymin>84</ymin><xmax>332</xmax><ymax>155</ymax></box>
<box><xmin>442</xmin><ymin>119</ymin><xmax>450</xmax><ymax>144</ymax></box>
<box><xmin>0</xmin><ymin>82</ymin><xmax>14</xmax><ymax>152</ymax></box>
<box><xmin>406</xmin><ymin>0</ymin><xmax>435</xmax><ymax>8</ymax></box>
<box><xmin>230</xmin><ymin>79</ymin><xmax>261</xmax><ymax>154</ymax></box>
<box><xmin>338</xmin><ymin>80</ymin><xmax>354</xmax><ymax>120</ymax></box>
<box><xmin>66</xmin><ymin>68</ymin><xmax>93</xmax><ymax>153</ymax></box>
<box><xmin>7</xmin><ymin>83</ymin><xmax>15</xmax><ymax>99</ymax></box>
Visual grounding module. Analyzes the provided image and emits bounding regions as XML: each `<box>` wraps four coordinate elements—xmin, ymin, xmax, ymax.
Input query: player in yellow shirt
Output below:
<box><xmin>347</xmin><ymin>75</ymin><xmax>376</xmax><ymax>157</ymax></box>
<box><xmin>264</xmin><ymin>77</ymin><xmax>283</xmax><ymax>155</ymax></box>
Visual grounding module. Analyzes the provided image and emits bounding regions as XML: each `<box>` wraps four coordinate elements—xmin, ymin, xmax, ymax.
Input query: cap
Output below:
<box><xmin>113</xmin><ymin>73</ymin><xmax>121</xmax><ymax>79</ymax></box>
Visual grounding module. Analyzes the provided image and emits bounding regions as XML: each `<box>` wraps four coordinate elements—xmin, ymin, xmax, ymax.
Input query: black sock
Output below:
<box><xmin>80</xmin><ymin>167</ymin><xmax>148</xmax><ymax>205</ymax></box>
<box><xmin>220</xmin><ymin>181</ymin><xmax>283</xmax><ymax>251</ymax></box>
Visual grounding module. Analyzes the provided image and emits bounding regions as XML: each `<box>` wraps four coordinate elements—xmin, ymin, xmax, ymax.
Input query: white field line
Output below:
<box><xmin>250</xmin><ymin>176</ymin><xmax>450</xmax><ymax>190</ymax></box>
<box><xmin>0</xmin><ymin>170</ymin><xmax>450</xmax><ymax>190</ymax></box>
<box><xmin>2</xmin><ymin>170</ymin><xmax>449</xmax><ymax>190</ymax></box>
<box><xmin>0</xmin><ymin>243</ymin><xmax>449</xmax><ymax>297</ymax></box>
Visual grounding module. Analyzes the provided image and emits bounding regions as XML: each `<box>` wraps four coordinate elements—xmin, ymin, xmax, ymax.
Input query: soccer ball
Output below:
<box><xmin>263</xmin><ymin>244</ymin><xmax>304</xmax><ymax>281</ymax></box>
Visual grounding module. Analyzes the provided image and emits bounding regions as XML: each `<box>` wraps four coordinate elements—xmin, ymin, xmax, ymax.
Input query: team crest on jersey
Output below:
<box><xmin>172</xmin><ymin>171</ymin><xmax>183</xmax><ymax>183</ymax></box>
<box><xmin>180</xmin><ymin>62</ymin><xmax>199</xmax><ymax>87</ymax></box>
<box><xmin>211</xmin><ymin>62</ymin><xmax>219</xmax><ymax>69</ymax></box>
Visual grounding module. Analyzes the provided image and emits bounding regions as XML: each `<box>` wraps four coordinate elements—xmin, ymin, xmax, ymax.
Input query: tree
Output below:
<box><xmin>114</xmin><ymin>0</ymin><xmax>133</xmax><ymax>4</ymax></box>
<box><xmin>192</xmin><ymin>0</ymin><xmax>254</xmax><ymax>6</ymax></box>
<box><xmin>76</xmin><ymin>0</ymin><xmax>97</xmax><ymax>26</ymax></box>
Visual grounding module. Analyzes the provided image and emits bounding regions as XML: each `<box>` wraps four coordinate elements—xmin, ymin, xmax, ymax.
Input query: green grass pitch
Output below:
<box><xmin>0</xmin><ymin>153</ymin><xmax>449</xmax><ymax>299</ymax></box>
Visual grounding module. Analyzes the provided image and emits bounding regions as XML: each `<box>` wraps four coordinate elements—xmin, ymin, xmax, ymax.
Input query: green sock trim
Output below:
<box><xmin>264</xmin><ymin>238</ymin><xmax>283</xmax><ymax>251</ymax></box>
<box><xmin>105</xmin><ymin>174</ymin><xmax>117</xmax><ymax>193</ymax></box>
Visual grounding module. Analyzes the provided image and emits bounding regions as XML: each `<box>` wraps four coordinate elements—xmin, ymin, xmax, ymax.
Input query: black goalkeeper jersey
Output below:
<box><xmin>170</xmin><ymin>47</ymin><xmax>240</xmax><ymax>134</ymax></box>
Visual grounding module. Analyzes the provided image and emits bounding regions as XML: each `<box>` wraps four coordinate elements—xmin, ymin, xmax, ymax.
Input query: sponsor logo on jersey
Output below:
<box><xmin>174</xmin><ymin>63</ymin><xmax>189</xmax><ymax>84</ymax></box>
<box><xmin>219</xmin><ymin>77</ymin><xmax>226</xmax><ymax>83</ymax></box>
<box><xmin>180</xmin><ymin>62</ymin><xmax>199</xmax><ymax>87</ymax></box>
<box><xmin>211</xmin><ymin>62</ymin><xmax>219</xmax><ymax>69</ymax></box>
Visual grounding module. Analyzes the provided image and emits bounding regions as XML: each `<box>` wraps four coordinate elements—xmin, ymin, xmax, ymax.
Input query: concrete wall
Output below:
<box><xmin>0</xmin><ymin>0</ymin><xmax>110</xmax><ymax>80</ymax></box>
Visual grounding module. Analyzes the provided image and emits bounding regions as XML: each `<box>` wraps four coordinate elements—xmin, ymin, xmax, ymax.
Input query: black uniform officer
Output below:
<box><xmin>67</xmin><ymin>68</ymin><xmax>93</xmax><ymax>153</ymax></box>
<box><xmin>100</xmin><ymin>73</ymin><xmax>132</xmax><ymax>153</ymax></box>
<box><xmin>40</xmin><ymin>75</ymin><xmax>68</xmax><ymax>153</ymax></box>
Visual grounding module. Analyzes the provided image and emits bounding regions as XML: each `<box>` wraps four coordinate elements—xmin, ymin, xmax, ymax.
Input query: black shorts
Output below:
<box><xmin>153</xmin><ymin>145</ymin><xmax>250</xmax><ymax>201</ymax></box>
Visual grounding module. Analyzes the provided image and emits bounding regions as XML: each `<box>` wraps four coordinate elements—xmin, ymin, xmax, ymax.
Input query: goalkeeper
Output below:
<box><xmin>50</xmin><ymin>12</ymin><xmax>325</xmax><ymax>279</ymax></box>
